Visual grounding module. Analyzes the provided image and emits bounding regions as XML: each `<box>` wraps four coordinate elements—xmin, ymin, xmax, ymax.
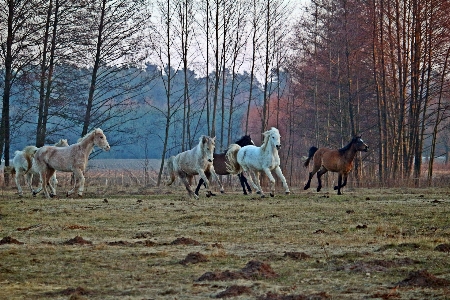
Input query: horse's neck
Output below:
<box><xmin>78</xmin><ymin>135</ymin><xmax>95</xmax><ymax>158</ymax></box>
<box><xmin>344</xmin><ymin>146</ymin><xmax>358</xmax><ymax>161</ymax></box>
<box><xmin>261</xmin><ymin>142</ymin><xmax>278</xmax><ymax>160</ymax></box>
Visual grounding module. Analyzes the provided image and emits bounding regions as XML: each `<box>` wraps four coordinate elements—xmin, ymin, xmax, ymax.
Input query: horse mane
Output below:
<box><xmin>235</xmin><ymin>135</ymin><xmax>250</xmax><ymax>145</ymax></box>
<box><xmin>338</xmin><ymin>136</ymin><xmax>360</xmax><ymax>154</ymax></box>
<box><xmin>261</xmin><ymin>127</ymin><xmax>279</xmax><ymax>151</ymax></box>
<box><xmin>79</xmin><ymin>128</ymin><xmax>102</xmax><ymax>143</ymax></box>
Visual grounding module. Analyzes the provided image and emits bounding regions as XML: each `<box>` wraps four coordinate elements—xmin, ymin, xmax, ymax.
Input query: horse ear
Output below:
<box><xmin>201</xmin><ymin>135</ymin><xmax>207</xmax><ymax>143</ymax></box>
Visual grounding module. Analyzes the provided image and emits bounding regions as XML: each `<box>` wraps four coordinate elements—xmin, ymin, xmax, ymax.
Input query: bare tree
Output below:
<box><xmin>0</xmin><ymin>0</ymin><xmax>42</xmax><ymax>178</ymax></box>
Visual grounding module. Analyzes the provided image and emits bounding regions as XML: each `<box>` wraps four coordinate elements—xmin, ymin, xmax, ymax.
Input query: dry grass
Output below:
<box><xmin>0</xmin><ymin>178</ymin><xmax>450</xmax><ymax>299</ymax></box>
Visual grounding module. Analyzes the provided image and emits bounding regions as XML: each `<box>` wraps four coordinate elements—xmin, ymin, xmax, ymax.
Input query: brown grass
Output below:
<box><xmin>0</xmin><ymin>174</ymin><xmax>449</xmax><ymax>299</ymax></box>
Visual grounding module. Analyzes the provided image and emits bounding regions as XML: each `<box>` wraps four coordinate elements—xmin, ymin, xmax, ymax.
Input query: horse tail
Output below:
<box><xmin>165</xmin><ymin>156</ymin><xmax>176</xmax><ymax>186</ymax></box>
<box><xmin>225</xmin><ymin>144</ymin><xmax>242</xmax><ymax>174</ymax></box>
<box><xmin>22</xmin><ymin>146</ymin><xmax>38</xmax><ymax>174</ymax></box>
<box><xmin>304</xmin><ymin>146</ymin><xmax>318</xmax><ymax>167</ymax></box>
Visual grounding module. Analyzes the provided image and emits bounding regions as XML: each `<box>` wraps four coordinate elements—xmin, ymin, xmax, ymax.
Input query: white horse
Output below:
<box><xmin>166</xmin><ymin>135</ymin><xmax>223</xmax><ymax>199</ymax></box>
<box><xmin>33</xmin><ymin>128</ymin><xmax>110</xmax><ymax>198</ymax></box>
<box><xmin>226</xmin><ymin>127</ymin><xmax>290</xmax><ymax>198</ymax></box>
<box><xmin>10</xmin><ymin>139</ymin><xmax>69</xmax><ymax>197</ymax></box>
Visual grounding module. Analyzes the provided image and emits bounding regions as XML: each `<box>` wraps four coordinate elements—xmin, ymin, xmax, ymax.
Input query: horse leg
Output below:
<box><xmin>48</xmin><ymin>173</ymin><xmax>58</xmax><ymax>197</ymax></box>
<box><xmin>274</xmin><ymin>166</ymin><xmax>290</xmax><ymax>195</ymax></box>
<box><xmin>251</xmin><ymin>170</ymin><xmax>266</xmax><ymax>197</ymax></box>
<box><xmin>263</xmin><ymin>168</ymin><xmax>277</xmax><ymax>197</ymax></box>
<box><xmin>194</xmin><ymin>178</ymin><xmax>204</xmax><ymax>197</ymax></box>
<box><xmin>179</xmin><ymin>172</ymin><xmax>198</xmax><ymax>199</ymax></box>
<box><xmin>208</xmin><ymin>165</ymin><xmax>224</xmax><ymax>194</ymax></box>
<box><xmin>15</xmin><ymin>172</ymin><xmax>24</xmax><ymax>197</ymax></box>
<box><xmin>240</xmin><ymin>173</ymin><xmax>252</xmax><ymax>194</ymax></box>
<box><xmin>238</xmin><ymin>173</ymin><xmax>248</xmax><ymax>195</ymax></box>
<box><xmin>41</xmin><ymin>169</ymin><xmax>55</xmax><ymax>199</ymax></box>
<box><xmin>204</xmin><ymin>171</ymin><xmax>216</xmax><ymax>197</ymax></box>
<box><xmin>334</xmin><ymin>174</ymin><xmax>346</xmax><ymax>195</ymax></box>
<box><xmin>304</xmin><ymin>172</ymin><xmax>313</xmax><ymax>190</ymax></box>
<box><xmin>304</xmin><ymin>166</ymin><xmax>319</xmax><ymax>190</ymax></box>
<box><xmin>242</xmin><ymin>167</ymin><xmax>260</xmax><ymax>196</ymax></box>
<box><xmin>316</xmin><ymin>167</ymin><xmax>328</xmax><ymax>192</ymax></box>
<box><xmin>67</xmin><ymin>169</ymin><xmax>83</xmax><ymax>197</ymax></box>
<box><xmin>198</xmin><ymin>169</ymin><xmax>214</xmax><ymax>197</ymax></box>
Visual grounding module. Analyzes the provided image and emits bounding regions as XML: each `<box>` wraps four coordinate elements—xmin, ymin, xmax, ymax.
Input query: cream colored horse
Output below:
<box><xmin>34</xmin><ymin>129</ymin><xmax>110</xmax><ymax>198</ymax></box>
<box><xmin>11</xmin><ymin>139</ymin><xmax>69</xmax><ymax>197</ymax></box>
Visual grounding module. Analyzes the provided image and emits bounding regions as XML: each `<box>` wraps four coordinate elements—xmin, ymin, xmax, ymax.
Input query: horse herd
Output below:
<box><xmin>8</xmin><ymin>127</ymin><xmax>369</xmax><ymax>199</ymax></box>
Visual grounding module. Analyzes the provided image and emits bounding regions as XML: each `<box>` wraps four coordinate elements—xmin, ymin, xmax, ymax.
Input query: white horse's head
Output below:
<box><xmin>200</xmin><ymin>135</ymin><xmax>215</xmax><ymax>163</ymax></box>
<box><xmin>262</xmin><ymin>127</ymin><xmax>281</xmax><ymax>151</ymax></box>
<box><xmin>54</xmin><ymin>139</ymin><xmax>69</xmax><ymax>147</ymax></box>
<box><xmin>93</xmin><ymin>128</ymin><xmax>111</xmax><ymax>151</ymax></box>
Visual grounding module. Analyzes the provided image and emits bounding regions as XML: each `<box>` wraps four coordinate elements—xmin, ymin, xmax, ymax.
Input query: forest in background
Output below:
<box><xmin>1</xmin><ymin>0</ymin><xmax>450</xmax><ymax>187</ymax></box>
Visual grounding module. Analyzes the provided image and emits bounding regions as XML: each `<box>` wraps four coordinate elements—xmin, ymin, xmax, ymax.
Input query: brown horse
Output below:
<box><xmin>303</xmin><ymin>136</ymin><xmax>368</xmax><ymax>195</ymax></box>
<box><xmin>195</xmin><ymin>135</ymin><xmax>254</xmax><ymax>196</ymax></box>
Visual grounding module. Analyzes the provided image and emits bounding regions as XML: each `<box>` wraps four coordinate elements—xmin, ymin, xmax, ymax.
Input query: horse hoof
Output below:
<box><xmin>243</xmin><ymin>192</ymin><xmax>248</xmax><ymax>195</ymax></box>
<box><xmin>50</xmin><ymin>194</ymin><xmax>55</xmax><ymax>198</ymax></box>
<box><xmin>304</xmin><ymin>185</ymin><xmax>309</xmax><ymax>190</ymax></box>
<box><xmin>256</xmin><ymin>191</ymin><xmax>261</xmax><ymax>195</ymax></box>
<box><xmin>317</xmin><ymin>187</ymin><xmax>322</xmax><ymax>192</ymax></box>
<box><xmin>270</xmin><ymin>193</ymin><xmax>274</xmax><ymax>197</ymax></box>
<box><xmin>285</xmin><ymin>191</ymin><xmax>290</xmax><ymax>195</ymax></box>
<box><xmin>220</xmin><ymin>191</ymin><xmax>225</xmax><ymax>194</ymax></box>
<box><xmin>260</xmin><ymin>194</ymin><xmax>266</xmax><ymax>198</ymax></box>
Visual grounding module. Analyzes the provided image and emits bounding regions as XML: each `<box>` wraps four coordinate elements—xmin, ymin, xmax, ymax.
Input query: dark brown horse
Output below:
<box><xmin>195</xmin><ymin>135</ymin><xmax>254</xmax><ymax>196</ymax></box>
<box><xmin>303</xmin><ymin>136</ymin><xmax>368</xmax><ymax>195</ymax></box>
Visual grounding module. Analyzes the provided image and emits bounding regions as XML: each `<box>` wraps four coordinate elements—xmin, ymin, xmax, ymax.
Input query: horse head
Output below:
<box><xmin>353</xmin><ymin>136</ymin><xmax>369</xmax><ymax>152</ymax></box>
<box><xmin>236</xmin><ymin>135</ymin><xmax>254</xmax><ymax>147</ymax></box>
<box><xmin>93</xmin><ymin>128</ymin><xmax>111</xmax><ymax>151</ymax></box>
<box><xmin>201</xmin><ymin>135</ymin><xmax>215</xmax><ymax>162</ymax></box>
<box><xmin>54</xmin><ymin>139</ymin><xmax>69</xmax><ymax>147</ymax></box>
<box><xmin>263</xmin><ymin>127</ymin><xmax>281</xmax><ymax>151</ymax></box>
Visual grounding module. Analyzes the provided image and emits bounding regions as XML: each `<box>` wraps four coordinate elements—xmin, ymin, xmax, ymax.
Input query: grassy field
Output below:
<box><xmin>0</xmin><ymin>184</ymin><xmax>449</xmax><ymax>299</ymax></box>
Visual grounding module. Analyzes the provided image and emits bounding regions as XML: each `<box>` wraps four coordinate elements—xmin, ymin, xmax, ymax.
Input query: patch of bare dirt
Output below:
<box><xmin>257</xmin><ymin>291</ymin><xmax>331</xmax><ymax>300</ymax></box>
<box><xmin>63</xmin><ymin>236</ymin><xmax>92</xmax><ymax>245</ymax></box>
<box><xmin>44</xmin><ymin>286</ymin><xmax>92</xmax><ymax>297</ymax></box>
<box><xmin>107</xmin><ymin>240</ymin><xmax>133</xmax><ymax>246</ymax></box>
<box><xmin>371</xmin><ymin>290</ymin><xmax>401</xmax><ymax>299</ymax></box>
<box><xmin>215</xmin><ymin>285</ymin><xmax>253</xmax><ymax>298</ymax></box>
<box><xmin>17</xmin><ymin>224</ymin><xmax>42</xmax><ymax>231</ymax></box>
<box><xmin>434</xmin><ymin>243</ymin><xmax>450</xmax><ymax>252</ymax></box>
<box><xmin>197</xmin><ymin>260</ymin><xmax>278</xmax><ymax>281</ymax></box>
<box><xmin>179</xmin><ymin>252</ymin><xmax>209</xmax><ymax>265</ymax></box>
<box><xmin>170</xmin><ymin>237</ymin><xmax>201</xmax><ymax>245</ymax></box>
<box><xmin>397</xmin><ymin>269</ymin><xmax>450</xmax><ymax>288</ymax></box>
<box><xmin>0</xmin><ymin>236</ymin><xmax>24</xmax><ymax>245</ymax></box>
<box><xmin>337</xmin><ymin>258</ymin><xmax>417</xmax><ymax>273</ymax></box>
<box><xmin>63</xmin><ymin>224</ymin><xmax>89</xmax><ymax>230</ymax></box>
<box><xmin>284</xmin><ymin>251</ymin><xmax>311</xmax><ymax>260</ymax></box>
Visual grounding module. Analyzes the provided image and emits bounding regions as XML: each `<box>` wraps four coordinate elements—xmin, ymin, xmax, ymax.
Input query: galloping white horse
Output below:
<box><xmin>33</xmin><ymin>129</ymin><xmax>110</xmax><ymax>198</ymax></box>
<box><xmin>11</xmin><ymin>139</ymin><xmax>69</xmax><ymax>197</ymax></box>
<box><xmin>166</xmin><ymin>135</ymin><xmax>223</xmax><ymax>199</ymax></box>
<box><xmin>226</xmin><ymin>127</ymin><xmax>290</xmax><ymax>197</ymax></box>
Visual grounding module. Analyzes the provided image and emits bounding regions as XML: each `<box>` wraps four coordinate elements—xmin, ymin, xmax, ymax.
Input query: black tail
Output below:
<box><xmin>303</xmin><ymin>146</ymin><xmax>318</xmax><ymax>167</ymax></box>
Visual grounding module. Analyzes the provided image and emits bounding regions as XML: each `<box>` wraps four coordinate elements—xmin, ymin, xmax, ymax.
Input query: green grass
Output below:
<box><xmin>0</xmin><ymin>186</ymin><xmax>449</xmax><ymax>299</ymax></box>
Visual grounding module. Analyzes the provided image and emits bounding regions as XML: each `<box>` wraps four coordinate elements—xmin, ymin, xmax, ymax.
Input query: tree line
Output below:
<box><xmin>1</xmin><ymin>0</ymin><xmax>450</xmax><ymax>188</ymax></box>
